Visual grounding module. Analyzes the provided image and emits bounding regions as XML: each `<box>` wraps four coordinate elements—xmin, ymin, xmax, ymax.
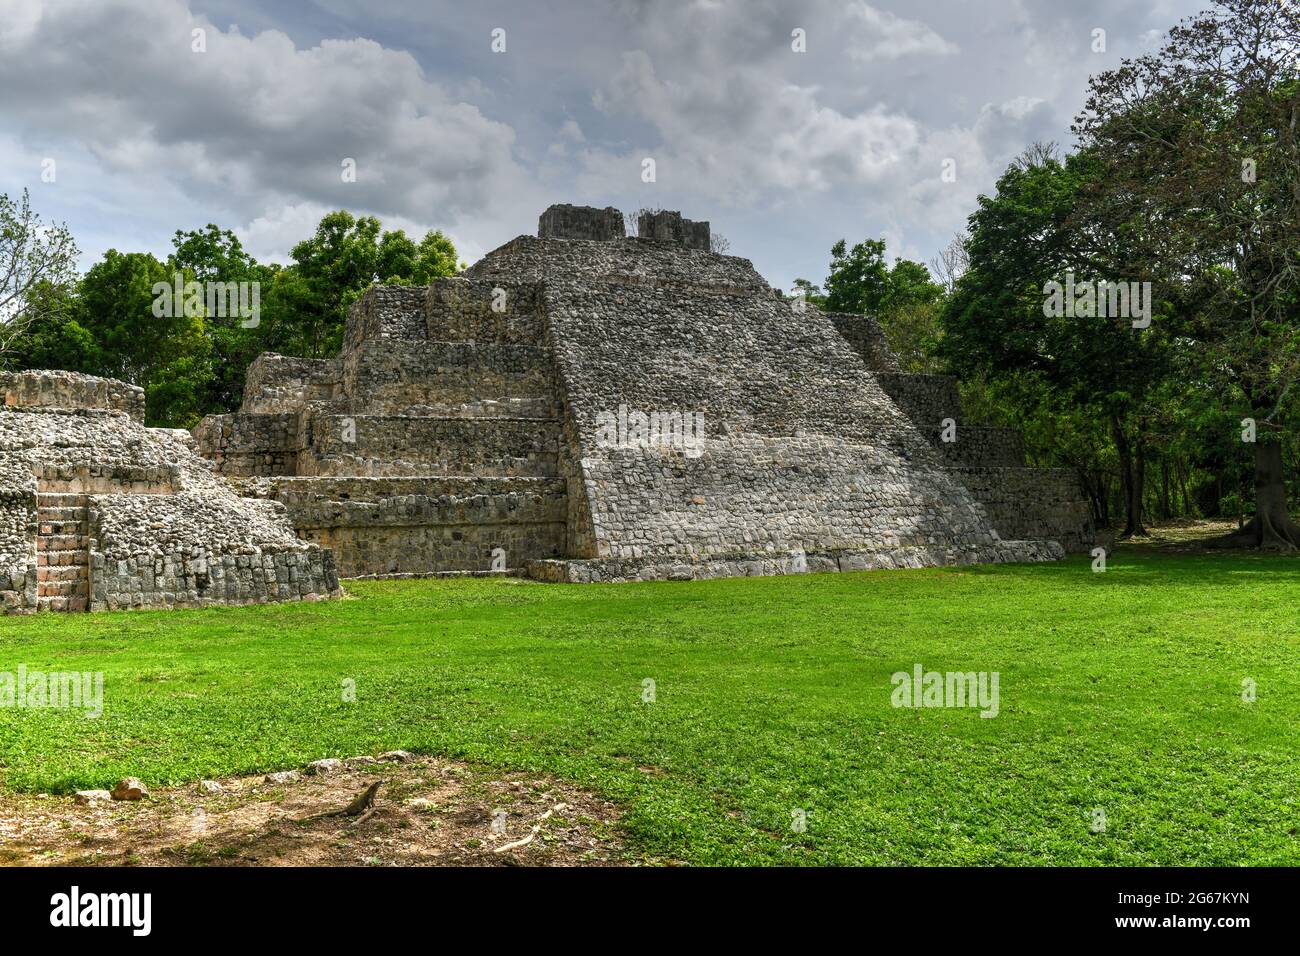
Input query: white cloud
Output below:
<box><xmin>843</xmin><ymin>1</ymin><xmax>959</xmax><ymax>61</ymax></box>
<box><xmin>0</xmin><ymin>0</ymin><xmax>536</xmax><ymax>233</ymax></box>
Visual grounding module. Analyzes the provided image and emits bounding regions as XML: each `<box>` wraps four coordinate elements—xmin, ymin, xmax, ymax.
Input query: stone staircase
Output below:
<box><xmin>35</xmin><ymin>492</ymin><xmax>90</xmax><ymax>612</ymax></box>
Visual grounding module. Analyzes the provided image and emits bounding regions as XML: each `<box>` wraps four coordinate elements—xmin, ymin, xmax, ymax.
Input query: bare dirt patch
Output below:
<box><xmin>0</xmin><ymin>755</ymin><xmax>629</xmax><ymax>867</ymax></box>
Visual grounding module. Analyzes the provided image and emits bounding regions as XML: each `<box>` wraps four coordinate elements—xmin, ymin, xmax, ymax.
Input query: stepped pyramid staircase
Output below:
<box><xmin>35</xmin><ymin>492</ymin><xmax>90</xmax><ymax>612</ymax></box>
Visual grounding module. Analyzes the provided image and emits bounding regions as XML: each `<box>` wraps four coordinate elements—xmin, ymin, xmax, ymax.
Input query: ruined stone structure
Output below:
<box><xmin>0</xmin><ymin>370</ymin><xmax>338</xmax><ymax>613</ymax></box>
<box><xmin>195</xmin><ymin>204</ymin><xmax>1091</xmax><ymax>582</ymax></box>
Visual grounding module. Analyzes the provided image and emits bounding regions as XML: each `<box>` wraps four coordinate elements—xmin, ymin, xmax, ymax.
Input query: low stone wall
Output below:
<box><xmin>238</xmin><ymin>475</ymin><xmax>567</xmax><ymax>577</ymax></box>
<box><xmin>950</xmin><ymin>466</ymin><xmax>1094</xmax><ymax>553</ymax></box>
<box><xmin>90</xmin><ymin>538</ymin><xmax>336</xmax><ymax>610</ymax></box>
<box><xmin>1</xmin><ymin>369</ymin><xmax>145</xmax><ymax>422</ymax></box>
<box><xmin>526</xmin><ymin>539</ymin><xmax>1065</xmax><ymax>583</ymax></box>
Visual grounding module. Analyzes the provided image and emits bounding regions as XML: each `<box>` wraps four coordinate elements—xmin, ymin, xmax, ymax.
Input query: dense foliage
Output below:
<box><xmin>2</xmin><ymin>204</ymin><xmax>458</xmax><ymax>427</ymax></box>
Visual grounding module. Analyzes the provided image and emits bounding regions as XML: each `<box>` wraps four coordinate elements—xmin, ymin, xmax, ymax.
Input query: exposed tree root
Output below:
<box><xmin>1204</xmin><ymin>513</ymin><xmax>1300</xmax><ymax>551</ymax></box>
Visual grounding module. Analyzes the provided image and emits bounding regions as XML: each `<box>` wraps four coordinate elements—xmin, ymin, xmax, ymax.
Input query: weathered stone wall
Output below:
<box><xmin>824</xmin><ymin>313</ymin><xmax>900</xmax><ymax>375</ymax></box>
<box><xmin>1</xmin><ymin>369</ymin><xmax>145</xmax><ymax>422</ymax></box>
<box><xmin>874</xmin><ymin>372</ymin><xmax>964</xmax><ymax>429</ymax></box>
<box><xmin>637</xmin><ymin>210</ymin><xmax>711</xmax><ymax>251</ymax></box>
<box><xmin>929</xmin><ymin>426</ymin><xmax>1026</xmax><ymax>469</ymax></box>
<box><xmin>839</xmin><ymin>342</ymin><xmax>1094</xmax><ymax>553</ymax></box>
<box><xmin>241</xmin><ymin>354</ymin><xmax>340</xmax><ymax>414</ymax></box>
<box><xmin>538</xmin><ymin>204</ymin><xmax>624</xmax><ymax>241</ymax></box>
<box><xmin>0</xmin><ymin>457</ymin><xmax>37</xmax><ymax>610</ymax></box>
<box><xmin>191</xmin><ymin>413</ymin><xmax>299</xmax><ymax>477</ymax></box>
<box><xmin>950</xmin><ymin>467</ymin><xmax>1095</xmax><ymax>554</ymax></box>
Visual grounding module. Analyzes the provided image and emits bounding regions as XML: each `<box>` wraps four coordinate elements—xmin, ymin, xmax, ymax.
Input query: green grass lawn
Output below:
<box><xmin>1</xmin><ymin>550</ymin><xmax>1297</xmax><ymax>865</ymax></box>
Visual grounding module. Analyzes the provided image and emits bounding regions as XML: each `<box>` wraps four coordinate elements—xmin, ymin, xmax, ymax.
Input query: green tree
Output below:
<box><xmin>1073</xmin><ymin>0</ymin><xmax>1300</xmax><ymax>548</ymax></box>
<box><xmin>168</xmin><ymin>225</ymin><xmax>276</xmax><ymax>414</ymax></box>
<box><xmin>939</xmin><ymin>145</ymin><xmax>1176</xmax><ymax>536</ymax></box>
<box><xmin>822</xmin><ymin>238</ymin><xmax>889</xmax><ymax>315</ymax></box>
<box><xmin>75</xmin><ymin>250</ymin><xmax>212</xmax><ymax>426</ymax></box>
<box><xmin>270</xmin><ymin>211</ymin><xmax>459</xmax><ymax>358</ymax></box>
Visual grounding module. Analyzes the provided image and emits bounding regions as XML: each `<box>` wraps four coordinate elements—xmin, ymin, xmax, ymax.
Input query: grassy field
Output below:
<box><xmin>1</xmin><ymin>549</ymin><xmax>1297</xmax><ymax>865</ymax></box>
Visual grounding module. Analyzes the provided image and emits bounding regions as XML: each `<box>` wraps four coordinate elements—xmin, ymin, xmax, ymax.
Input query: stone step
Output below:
<box><xmin>37</xmin><ymin>505</ymin><xmax>88</xmax><ymax>521</ymax></box>
<box><xmin>370</xmin><ymin>397</ymin><xmax>561</xmax><ymax>420</ymax></box>
<box><xmin>255</xmin><ymin>475</ymin><xmax>567</xmax><ymax>505</ymax></box>
<box><xmin>36</xmin><ymin>534</ymin><xmax>89</xmax><ymax>551</ymax></box>
<box><xmin>39</xmin><ymin>519</ymin><xmax>88</xmax><ymax>536</ymax></box>
<box><xmin>303</xmin><ymin>415</ymin><xmax>562</xmax><ymax>478</ymax></box>
<box><xmin>37</xmin><ymin>565</ymin><xmax>88</xmax><ymax>583</ymax></box>
<box><xmin>37</xmin><ymin>596</ymin><xmax>88</xmax><ymax>613</ymax></box>
<box><xmin>37</xmin><ymin>549</ymin><xmax>89</xmax><ymax>568</ymax></box>
<box><xmin>38</xmin><ymin>579</ymin><xmax>89</xmax><ymax>598</ymax></box>
<box><xmin>36</xmin><ymin>492</ymin><xmax>86</xmax><ymax>506</ymax></box>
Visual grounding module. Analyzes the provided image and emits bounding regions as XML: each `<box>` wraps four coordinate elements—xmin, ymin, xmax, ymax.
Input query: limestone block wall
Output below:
<box><xmin>839</xmin><ymin>344</ymin><xmax>1095</xmax><ymax>553</ymax></box>
<box><xmin>951</xmin><ymin>467</ymin><xmax>1095</xmax><ymax>553</ymax></box>
<box><xmin>874</xmin><ymin>373</ymin><xmax>964</xmax><ymax>429</ymax></box>
<box><xmin>1</xmin><ymin>369</ymin><xmax>145</xmax><ymax>423</ymax></box>
<box><xmin>538</xmin><ymin>204</ymin><xmax>624</xmax><ymax>241</ymax></box>
<box><xmin>299</xmin><ymin>414</ymin><xmax>561</xmax><ymax>478</ymax></box>
<box><xmin>825</xmin><ymin>313</ymin><xmax>900</xmax><ymax>376</ymax></box>
<box><xmin>929</xmin><ymin>427</ymin><xmax>1026</xmax><ymax>468</ymax></box>
<box><xmin>241</xmin><ymin>354</ymin><xmax>341</xmax><ymax>414</ymax></box>
<box><xmin>191</xmin><ymin>413</ymin><xmax>299</xmax><ymax>477</ymax></box>
<box><xmin>0</xmin><ymin>458</ymin><xmax>37</xmax><ymax>610</ymax></box>
<box><xmin>637</xmin><ymin>210</ymin><xmax>711</xmax><ymax>250</ymax></box>
<box><xmin>235</xmin><ymin>476</ymin><xmax>568</xmax><ymax>577</ymax></box>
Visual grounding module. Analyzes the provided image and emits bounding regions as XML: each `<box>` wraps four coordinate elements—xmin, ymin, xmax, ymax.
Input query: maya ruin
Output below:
<box><xmin>4</xmin><ymin>203</ymin><xmax>1093</xmax><ymax>612</ymax></box>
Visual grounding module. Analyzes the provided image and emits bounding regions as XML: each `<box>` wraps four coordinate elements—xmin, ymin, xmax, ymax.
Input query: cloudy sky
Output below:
<box><xmin>0</xmin><ymin>0</ymin><xmax>1206</xmax><ymax>292</ymax></box>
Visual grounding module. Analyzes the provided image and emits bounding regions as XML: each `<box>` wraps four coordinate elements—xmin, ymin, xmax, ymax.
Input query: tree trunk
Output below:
<box><xmin>1112</xmin><ymin>413</ymin><xmax>1148</xmax><ymax>538</ymax></box>
<box><xmin>1159</xmin><ymin>459</ymin><xmax>1171</xmax><ymax>520</ymax></box>
<box><xmin>1207</xmin><ymin>440</ymin><xmax>1300</xmax><ymax>550</ymax></box>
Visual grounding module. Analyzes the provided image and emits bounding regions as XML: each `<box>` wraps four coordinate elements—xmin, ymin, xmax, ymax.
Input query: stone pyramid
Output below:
<box><xmin>194</xmin><ymin>204</ymin><xmax>1090</xmax><ymax>582</ymax></box>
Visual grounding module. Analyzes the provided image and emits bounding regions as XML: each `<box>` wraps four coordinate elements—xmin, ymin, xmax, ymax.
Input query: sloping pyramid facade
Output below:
<box><xmin>194</xmin><ymin>205</ymin><xmax>1088</xmax><ymax>582</ymax></box>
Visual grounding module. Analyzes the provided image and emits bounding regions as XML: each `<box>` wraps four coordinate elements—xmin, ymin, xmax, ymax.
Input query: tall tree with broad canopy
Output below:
<box><xmin>940</xmin><ymin>145</ymin><xmax>1175</xmax><ymax>538</ymax></box>
<box><xmin>1073</xmin><ymin>0</ymin><xmax>1300</xmax><ymax>548</ymax></box>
